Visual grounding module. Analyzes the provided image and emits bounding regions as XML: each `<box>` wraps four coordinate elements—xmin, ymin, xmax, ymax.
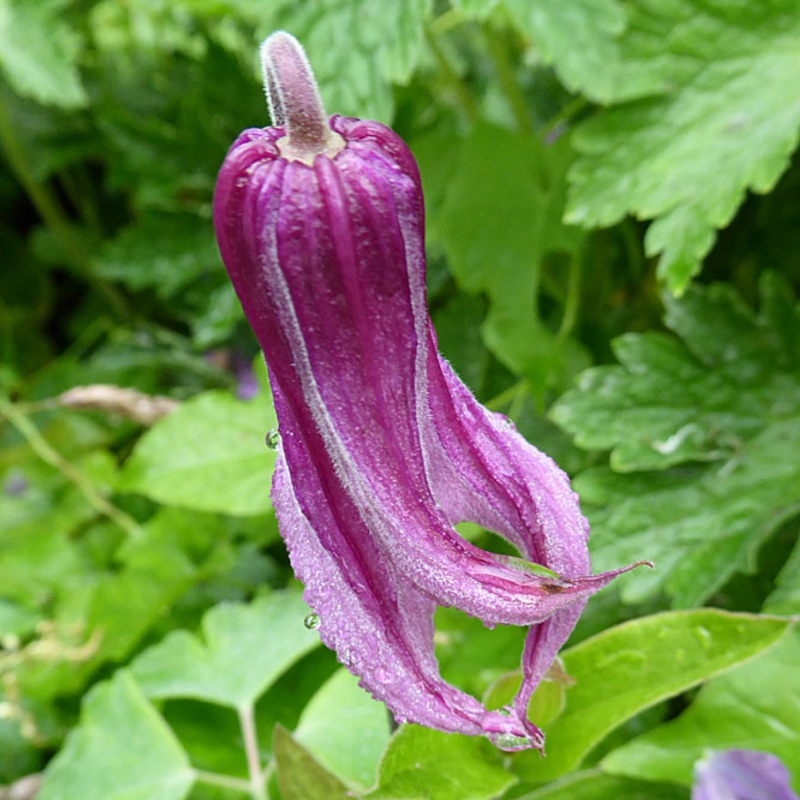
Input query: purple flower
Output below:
<box><xmin>213</xmin><ymin>31</ymin><xmax>645</xmax><ymax>751</ymax></box>
<box><xmin>693</xmin><ymin>749</ymin><xmax>799</xmax><ymax>800</ymax></box>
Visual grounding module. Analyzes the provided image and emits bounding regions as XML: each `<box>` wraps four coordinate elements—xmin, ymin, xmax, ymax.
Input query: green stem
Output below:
<box><xmin>482</xmin><ymin>24</ymin><xmax>532</xmax><ymax>135</ymax></box>
<box><xmin>239</xmin><ymin>705</ymin><xmax>267</xmax><ymax>800</ymax></box>
<box><xmin>424</xmin><ymin>26</ymin><xmax>479</xmax><ymax>123</ymax></box>
<box><xmin>0</xmin><ymin>397</ymin><xmax>141</xmax><ymax>538</ymax></box>
<box><xmin>0</xmin><ymin>96</ymin><xmax>131</xmax><ymax>321</ymax></box>
<box><xmin>543</xmin><ymin>96</ymin><xmax>589</xmax><ymax>140</ymax></box>
<box><xmin>485</xmin><ymin>379</ymin><xmax>526</xmax><ymax>412</ymax></box>
<box><xmin>558</xmin><ymin>250</ymin><xmax>583</xmax><ymax>341</ymax></box>
<box><xmin>194</xmin><ymin>770</ymin><xmax>253</xmax><ymax>794</ymax></box>
<box><xmin>429</xmin><ymin>7</ymin><xmax>465</xmax><ymax>37</ymax></box>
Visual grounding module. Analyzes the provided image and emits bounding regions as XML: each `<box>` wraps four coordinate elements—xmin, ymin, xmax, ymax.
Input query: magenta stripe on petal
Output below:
<box><xmin>214</xmin><ymin>33</ymin><xmax>646</xmax><ymax>752</ymax></box>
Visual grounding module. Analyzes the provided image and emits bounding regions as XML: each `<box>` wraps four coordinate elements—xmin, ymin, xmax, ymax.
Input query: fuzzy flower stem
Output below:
<box><xmin>260</xmin><ymin>32</ymin><xmax>344</xmax><ymax>164</ymax></box>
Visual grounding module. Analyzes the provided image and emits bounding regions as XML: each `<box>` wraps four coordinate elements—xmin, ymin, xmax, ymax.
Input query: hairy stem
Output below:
<box><xmin>260</xmin><ymin>31</ymin><xmax>344</xmax><ymax>164</ymax></box>
<box><xmin>0</xmin><ymin>397</ymin><xmax>141</xmax><ymax>538</ymax></box>
<box><xmin>194</xmin><ymin>770</ymin><xmax>253</xmax><ymax>794</ymax></box>
<box><xmin>239</xmin><ymin>704</ymin><xmax>267</xmax><ymax>800</ymax></box>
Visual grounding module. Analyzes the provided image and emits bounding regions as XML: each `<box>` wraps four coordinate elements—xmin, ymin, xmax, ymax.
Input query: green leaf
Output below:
<box><xmin>0</xmin><ymin>599</ymin><xmax>41</xmax><ymax>638</ymax></box>
<box><xmin>437</xmin><ymin>121</ymin><xmax>584</xmax><ymax>390</ymax></box>
<box><xmin>93</xmin><ymin>213</ymin><xmax>221</xmax><ymax>299</ymax></box>
<box><xmin>38</xmin><ymin>671</ymin><xmax>194</xmax><ymax>800</ymax></box>
<box><xmin>119</xmin><ymin>390</ymin><xmax>277</xmax><ymax>516</ymax></box>
<box><xmin>293</xmin><ymin>668</ymin><xmax>390</xmax><ymax>791</ymax></box>
<box><xmin>88</xmin><ymin>508</ymin><xmax>232</xmax><ymax>663</ymax></box>
<box><xmin>273</xmin><ymin>724</ymin><xmax>351</xmax><ymax>800</ymax></box>
<box><xmin>601</xmin><ymin>626</ymin><xmax>800</xmax><ymax>791</ymax></box>
<box><xmin>273</xmin><ymin>0</ymin><xmax>433</xmax><ymax>122</ymax></box>
<box><xmin>565</xmin><ymin>0</ymin><xmax>800</xmax><ymax>290</ymax></box>
<box><xmin>515</xmin><ymin>769</ymin><xmax>689</xmax><ymax>800</ymax></box>
<box><xmin>0</xmin><ymin>0</ymin><xmax>87</xmax><ymax>108</ymax></box>
<box><xmin>131</xmin><ymin>592</ymin><xmax>320</xmax><ymax>709</ymax></box>
<box><xmin>552</xmin><ymin>277</ymin><xmax>800</xmax><ymax>606</ymax></box>
<box><xmin>503</xmin><ymin>0</ymin><xmax>627</xmax><ymax>103</ymax></box>
<box><xmin>512</xmin><ymin>609</ymin><xmax>792</xmax><ymax>782</ymax></box>
<box><xmin>365</xmin><ymin>725</ymin><xmax>516</xmax><ymax>800</ymax></box>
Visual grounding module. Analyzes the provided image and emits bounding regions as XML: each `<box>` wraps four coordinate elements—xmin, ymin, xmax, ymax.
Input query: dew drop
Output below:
<box><xmin>265</xmin><ymin>428</ymin><xmax>281</xmax><ymax>449</ymax></box>
<box><xmin>303</xmin><ymin>613</ymin><xmax>320</xmax><ymax>630</ymax></box>
<box><xmin>487</xmin><ymin>731</ymin><xmax>531</xmax><ymax>752</ymax></box>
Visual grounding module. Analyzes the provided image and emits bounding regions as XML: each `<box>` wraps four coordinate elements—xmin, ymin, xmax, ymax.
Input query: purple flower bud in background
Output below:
<box><xmin>213</xmin><ymin>31</ymin><xmax>646</xmax><ymax>752</ymax></box>
<box><xmin>693</xmin><ymin>749</ymin><xmax>800</xmax><ymax>800</ymax></box>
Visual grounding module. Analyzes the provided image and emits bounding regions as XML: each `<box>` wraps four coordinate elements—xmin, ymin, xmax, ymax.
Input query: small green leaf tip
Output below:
<box><xmin>260</xmin><ymin>31</ymin><xmax>344</xmax><ymax>164</ymax></box>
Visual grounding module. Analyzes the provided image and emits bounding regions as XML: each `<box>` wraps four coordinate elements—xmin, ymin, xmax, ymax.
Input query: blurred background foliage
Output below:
<box><xmin>1</xmin><ymin>1</ymin><xmax>799</xmax><ymax>798</ymax></box>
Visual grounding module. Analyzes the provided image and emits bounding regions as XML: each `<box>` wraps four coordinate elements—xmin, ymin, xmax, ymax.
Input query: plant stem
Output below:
<box><xmin>0</xmin><ymin>96</ymin><xmax>131</xmax><ymax>321</ymax></box>
<box><xmin>239</xmin><ymin>704</ymin><xmax>267</xmax><ymax>800</ymax></box>
<box><xmin>485</xmin><ymin>379</ymin><xmax>526</xmax><ymax>413</ymax></box>
<box><xmin>0</xmin><ymin>397</ymin><xmax>141</xmax><ymax>538</ymax></box>
<box><xmin>558</xmin><ymin>250</ymin><xmax>583</xmax><ymax>341</ymax></box>
<box><xmin>194</xmin><ymin>770</ymin><xmax>253</xmax><ymax>795</ymax></box>
<box><xmin>543</xmin><ymin>96</ymin><xmax>589</xmax><ymax>140</ymax></box>
<box><xmin>424</xmin><ymin>26</ymin><xmax>479</xmax><ymax>123</ymax></box>
<box><xmin>482</xmin><ymin>24</ymin><xmax>533</xmax><ymax>135</ymax></box>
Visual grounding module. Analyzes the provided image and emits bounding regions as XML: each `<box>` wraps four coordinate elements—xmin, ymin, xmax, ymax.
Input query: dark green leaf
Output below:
<box><xmin>553</xmin><ymin>278</ymin><xmax>800</xmax><ymax>606</ymax></box>
<box><xmin>515</xmin><ymin>769</ymin><xmax>689</xmax><ymax>800</ymax></box>
<box><xmin>273</xmin><ymin>724</ymin><xmax>351</xmax><ymax>800</ymax></box>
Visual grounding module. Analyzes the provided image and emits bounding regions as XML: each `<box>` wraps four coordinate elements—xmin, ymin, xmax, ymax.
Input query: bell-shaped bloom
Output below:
<box><xmin>693</xmin><ymin>749</ymin><xmax>800</xmax><ymax>800</ymax></box>
<box><xmin>214</xmin><ymin>31</ymin><xmax>644</xmax><ymax>751</ymax></box>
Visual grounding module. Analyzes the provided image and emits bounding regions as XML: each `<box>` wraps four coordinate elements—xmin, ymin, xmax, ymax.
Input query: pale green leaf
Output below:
<box><xmin>365</xmin><ymin>725</ymin><xmax>516</xmax><ymax>800</ymax></box>
<box><xmin>566</xmin><ymin>0</ymin><xmax>800</xmax><ymax>290</ymax></box>
<box><xmin>601</xmin><ymin>626</ymin><xmax>800</xmax><ymax>792</ymax></box>
<box><xmin>294</xmin><ymin>668</ymin><xmax>390</xmax><ymax>791</ymax></box>
<box><xmin>0</xmin><ymin>0</ymin><xmax>87</xmax><ymax>108</ymax></box>
<box><xmin>503</xmin><ymin>0</ymin><xmax>628</xmax><ymax>103</ymax></box>
<box><xmin>512</xmin><ymin>610</ymin><xmax>792</xmax><ymax>782</ymax></box>
<box><xmin>272</xmin><ymin>0</ymin><xmax>433</xmax><ymax>122</ymax></box>
<box><xmin>131</xmin><ymin>592</ymin><xmax>320</xmax><ymax>709</ymax></box>
<box><xmin>38</xmin><ymin>671</ymin><xmax>194</xmax><ymax>800</ymax></box>
<box><xmin>119</xmin><ymin>390</ymin><xmax>277</xmax><ymax>516</ymax></box>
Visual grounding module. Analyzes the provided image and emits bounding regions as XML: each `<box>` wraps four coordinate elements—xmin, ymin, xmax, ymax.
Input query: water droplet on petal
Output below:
<box><xmin>303</xmin><ymin>612</ymin><xmax>320</xmax><ymax>630</ymax></box>
<box><xmin>265</xmin><ymin>427</ymin><xmax>280</xmax><ymax>449</ymax></box>
<box><xmin>487</xmin><ymin>731</ymin><xmax>531</xmax><ymax>752</ymax></box>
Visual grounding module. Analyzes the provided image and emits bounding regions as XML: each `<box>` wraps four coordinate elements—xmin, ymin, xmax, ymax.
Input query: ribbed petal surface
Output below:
<box><xmin>214</xmin><ymin>114</ymin><xmax>640</xmax><ymax>750</ymax></box>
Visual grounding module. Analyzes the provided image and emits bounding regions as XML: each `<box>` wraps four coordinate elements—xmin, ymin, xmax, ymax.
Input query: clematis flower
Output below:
<box><xmin>693</xmin><ymin>749</ymin><xmax>800</xmax><ymax>800</ymax></box>
<box><xmin>214</xmin><ymin>31</ymin><xmax>645</xmax><ymax>751</ymax></box>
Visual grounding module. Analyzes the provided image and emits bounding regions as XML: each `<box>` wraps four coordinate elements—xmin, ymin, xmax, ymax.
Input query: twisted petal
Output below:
<box><xmin>214</xmin><ymin>112</ymin><xmax>643</xmax><ymax>749</ymax></box>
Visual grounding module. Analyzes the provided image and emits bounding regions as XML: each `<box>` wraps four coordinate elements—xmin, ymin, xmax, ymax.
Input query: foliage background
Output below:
<box><xmin>1</xmin><ymin>1</ymin><xmax>799</xmax><ymax>798</ymax></box>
